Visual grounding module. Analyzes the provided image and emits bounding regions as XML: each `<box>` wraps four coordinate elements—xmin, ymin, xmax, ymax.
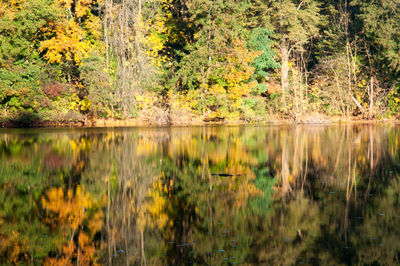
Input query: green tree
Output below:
<box><xmin>248</xmin><ymin>28</ymin><xmax>280</xmax><ymax>95</ymax></box>
<box><xmin>267</xmin><ymin>0</ymin><xmax>325</xmax><ymax>110</ymax></box>
<box><xmin>0</xmin><ymin>0</ymin><xmax>61</xmax><ymax>115</ymax></box>
<box><xmin>172</xmin><ymin>0</ymin><xmax>259</xmax><ymax>119</ymax></box>
<box><xmin>355</xmin><ymin>0</ymin><xmax>400</xmax><ymax>77</ymax></box>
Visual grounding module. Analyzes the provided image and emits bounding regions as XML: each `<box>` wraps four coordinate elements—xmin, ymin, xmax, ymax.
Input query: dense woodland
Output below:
<box><xmin>0</xmin><ymin>0</ymin><xmax>400</xmax><ymax>125</ymax></box>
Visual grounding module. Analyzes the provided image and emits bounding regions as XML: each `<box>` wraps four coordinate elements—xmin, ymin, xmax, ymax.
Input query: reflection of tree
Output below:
<box><xmin>0</xmin><ymin>132</ymin><xmax>100</xmax><ymax>264</ymax></box>
<box><xmin>137</xmin><ymin>127</ymin><xmax>270</xmax><ymax>265</ymax></box>
<box><xmin>254</xmin><ymin>125</ymin><xmax>400</xmax><ymax>265</ymax></box>
<box><xmin>98</xmin><ymin>131</ymin><xmax>161</xmax><ymax>265</ymax></box>
<box><xmin>41</xmin><ymin>185</ymin><xmax>103</xmax><ymax>265</ymax></box>
<box><xmin>2</xmin><ymin>125</ymin><xmax>400</xmax><ymax>264</ymax></box>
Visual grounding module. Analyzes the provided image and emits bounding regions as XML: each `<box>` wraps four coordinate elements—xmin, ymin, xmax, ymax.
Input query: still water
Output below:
<box><xmin>1</xmin><ymin>125</ymin><xmax>400</xmax><ymax>265</ymax></box>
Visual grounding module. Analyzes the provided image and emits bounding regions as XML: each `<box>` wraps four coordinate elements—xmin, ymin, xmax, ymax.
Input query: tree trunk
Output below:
<box><xmin>104</xmin><ymin>0</ymin><xmax>109</xmax><ymax>70</ymax></box>
<box><xmin>281</xmin><ymin>43</ymin><xmax>289</xmax><ymax>110</ymax></box>
<box><xmin>281</xmin><ymin>133</ymin><xmax>291</xmax><ymax>195</ymax></box>
<box><xmin>369</xmin><ymin>76</ymin><xmax>374</xmax><ymax>118</ymax></box>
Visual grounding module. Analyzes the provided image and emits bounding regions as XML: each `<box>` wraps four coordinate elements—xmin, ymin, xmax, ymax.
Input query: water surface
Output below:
<box><xmin>1</xmin><ymin>125</ymin><xmax>400</xmax><ymax>265</ymax></box>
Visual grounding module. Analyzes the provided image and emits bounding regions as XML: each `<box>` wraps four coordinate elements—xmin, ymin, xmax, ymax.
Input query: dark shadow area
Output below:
<box><xmin>0</xmin><ymin>111</ymin><xmax>42</xmax><ymax>128</ymax></box>
<box><xmin>0</xmin><ymin>111</ymin><xmax>85</xmax><ymax>128</ymax></box>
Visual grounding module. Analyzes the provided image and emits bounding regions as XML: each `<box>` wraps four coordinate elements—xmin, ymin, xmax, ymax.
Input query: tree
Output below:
<box><xmin>171</xmin><ymin>0</ymin><xmax>259</xmax><ymax>119</ymax></box>
<box><xmin>0</xmin><ymin>0</ymin><xmax>62</xmax><ymax>115</ymax></box>
<box><xmin>248</xmin><ymin>27</ymin><xmax>280</xmax><ymax>95</ymax></box>
<box><xmin>355</xmin><ymin>0</ymin><xmax>400</xmax><ymax>77</ymax></box>
<box><xmin>103</xmin><ymin>0</ymin><xmax>168</xmax><ymax>117</ymax></box>
<box><xmin>267</xmin><ymin>0</ymin><xmax>324</xmax><ymax>111</ymax></box>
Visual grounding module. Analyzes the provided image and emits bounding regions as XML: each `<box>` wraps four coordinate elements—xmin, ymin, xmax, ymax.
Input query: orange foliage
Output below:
<box><xmin>41</xmin><ymin>186</ymin><xmax>91</xmax><ymax>230</ymax></box>
<box><xmin>0</xmin><ymin>231</ymin><xmax>25</xmax><ymax>264</ymax></box>
<box><xmin>45</xmin><ymin>243</ymin><xmax>75</xmax><ymax>266</ymax></box>
<box><xmin>41</xmin><ymin>185</ymin><xmax>102</xmax><ymax>265</ymax></box>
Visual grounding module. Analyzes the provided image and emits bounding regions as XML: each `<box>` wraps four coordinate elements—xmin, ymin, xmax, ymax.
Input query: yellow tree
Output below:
<box><xmin>41</xmin><ymin>185</ymin><xmax>103</xmax><ymax>265</ymax></box>
<box><xmin>39</xmin><ymin>0</ymin><xmax>102</xmax><ymax>81</ymax></box>
<box><xmin>39</xmin><ymin>19</ymin><xmax>90</xmax><ymax>65</ymax></box>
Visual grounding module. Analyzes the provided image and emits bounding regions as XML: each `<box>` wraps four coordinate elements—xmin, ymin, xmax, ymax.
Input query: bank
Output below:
<box><xmin>0</xmin><ymin>112</ymin><xmax>395</xmax><ymax>128</ymax></box>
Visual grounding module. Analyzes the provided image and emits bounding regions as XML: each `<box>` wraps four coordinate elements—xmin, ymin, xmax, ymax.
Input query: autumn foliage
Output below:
<box><xmin>1</xmin><ymin>0</ymin><xmax>400</xmax><ymax>125</ymax></box>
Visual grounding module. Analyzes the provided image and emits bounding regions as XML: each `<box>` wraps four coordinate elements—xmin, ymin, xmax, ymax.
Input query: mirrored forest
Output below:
<box><xmin>1</xmin><ymin>125</ymin><xmax>400</xmax><ymax>264</ymax></box>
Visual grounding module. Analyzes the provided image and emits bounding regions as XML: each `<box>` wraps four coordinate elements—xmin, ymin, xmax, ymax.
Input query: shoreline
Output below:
<box><xmin>0</xmin><ymin>116</ymin><xmax>397</xmax><ymax>129</ymax></box>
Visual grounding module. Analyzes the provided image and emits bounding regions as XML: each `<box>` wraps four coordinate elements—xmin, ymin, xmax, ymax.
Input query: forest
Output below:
<box><xmin>0</xmin><ymin>0</ymin><xmax>400</xmax><ymax>125</ymax></box>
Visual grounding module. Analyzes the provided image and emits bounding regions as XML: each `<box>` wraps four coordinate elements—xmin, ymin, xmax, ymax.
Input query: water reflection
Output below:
<box><xmin>1</xmin><ymin>125</ymin><xmax>400</xmax><ymax>264</ymax></box>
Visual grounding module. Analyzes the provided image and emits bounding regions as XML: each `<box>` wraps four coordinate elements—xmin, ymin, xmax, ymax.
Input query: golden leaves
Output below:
<box><xmin>88</xmin><ymin>211</ymin><xmax>103</xmax><ymax>234</ymax></box>
<box><xmin>39</xmin><ymin>0</ymin><xmax>101</xmax><ymax>66</ymax></box>
<box><xmin>137</xmin><ymin>179</ymin><xmax>169</xmax><ymax>231</ymax></box>
<box><xmin>41</xmin><ymin>186</ymin><xmax>90</xmax><ymax>230</ymax></box>
<box><xmin>144</xmin><ymin>11</ymin><xmax>169</xmax><ymax>68</ymax></box>
<box><xmin>44</xmin><ymin>231</ymin><xmax>98</xmax><ymax>266</ymax></box>
<box><xmin>0</xmin><ymin>231</ymin><xmax>24</xmax><ymax>264</ymax></box>
<box><xmin>222</xmin><ymin>38</ymin><xmax>259</xmax><ymax>107</ymax></box>
<box><xmin>39</xmin><ymin>20</ymin><xmax>90</xmax><ymax>64</ymax></box>
<box><xmin>44</xmin><ymin>242</ymin><xmax>75</xmax><ymax>266</ymax></box>
<box><xmin>53</xmin><ymin>0</ymin><xmax>93</xmax><ymax>18</ymax></box>
<box><xmin>84</xmin><ymin>13</ymin><xmax>102</xmax><ymax>39</ymax></box>
<box><xmin>135</xmin><ymin>93</ymin><xmax>159</xmax><ymax>111</ymax></box>
<box><xmin>54</xmin><ymin>0</ymin><xmax>72</xmax><ymax>11</ymax></box>
<box><xmin>75</xmin><ymin>0</ymin><xmax>93</xmax><ymax>18</ymax></box>
<box><xmin>41</xmin><ymin>185</ymin><xmax>102</xmax><ymax>265</ymax></box>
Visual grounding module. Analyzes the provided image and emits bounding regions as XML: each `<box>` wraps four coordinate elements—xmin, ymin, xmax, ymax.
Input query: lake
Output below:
<box><xmin>1</xmin><ymin>125</ymin><xmax>400</xmax><ymax>265</ymax></box>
